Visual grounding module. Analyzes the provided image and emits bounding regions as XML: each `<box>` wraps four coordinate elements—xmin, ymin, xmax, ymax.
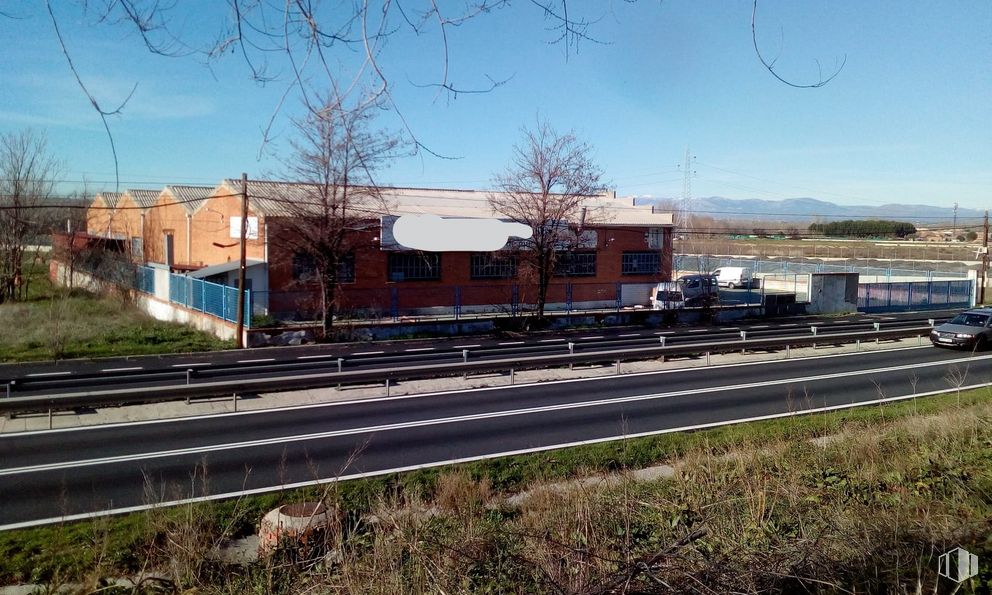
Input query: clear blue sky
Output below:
<box><xmin>1</xmin><ymin>1</ymin><xmax>989</xmax><ymax>211</ymax></box>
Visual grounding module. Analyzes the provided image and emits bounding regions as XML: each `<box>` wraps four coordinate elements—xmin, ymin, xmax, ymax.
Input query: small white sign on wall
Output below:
<box><xmin>229</xmin><ymin>216</ymin><xmax>259</xmax><ymax>240</ymax></box>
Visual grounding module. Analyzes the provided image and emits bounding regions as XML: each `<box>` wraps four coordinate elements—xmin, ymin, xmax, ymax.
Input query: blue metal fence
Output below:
<box><xmin>135</xmin><ymin>265</ymin><xmax>156</xmax><ymax>294</ymax></box>
<box><xmin>858</xmin><ymin>280</ymin><xmax>972</xmax><ymax>313</ymax></box>
<box><xmin>168</xmin><ymin>273</ymin><xmax>252</xmax><ymax>327</ymax></box>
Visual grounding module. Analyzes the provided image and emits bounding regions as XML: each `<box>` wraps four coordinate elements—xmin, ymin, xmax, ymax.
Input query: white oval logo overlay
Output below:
<box><xmin>392</xmin><ymin>215</ymin><xmax>533</xmax><ymax>251</ymax></box>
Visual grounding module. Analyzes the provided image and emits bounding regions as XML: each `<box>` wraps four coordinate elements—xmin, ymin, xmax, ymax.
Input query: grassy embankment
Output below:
<box><xmin>2</xmin><ymin>386</ymin><xmax>991</xmax><ymax>593</ymax></box>
<box><xmin>0</xmin><ymin>256</ymin><xmax>232</xmax><ymax>362</ymax></box>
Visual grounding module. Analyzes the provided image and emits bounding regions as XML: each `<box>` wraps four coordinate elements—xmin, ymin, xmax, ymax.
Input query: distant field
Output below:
<box><xmin>685</xmin><ymin>237</ymin><xmax>980</xmax><ymax>263</ymax></box>
<box><xmin>0</xmin><ymin>257</ymin><xmax>232</xmax><ymax>362</ymax></box>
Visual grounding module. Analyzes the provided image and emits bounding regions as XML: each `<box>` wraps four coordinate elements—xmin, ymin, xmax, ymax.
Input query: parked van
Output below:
<box><xmin>711</xmin><ymin>266</ymin><xmax>753</xmax><ymax>289</ymax></box>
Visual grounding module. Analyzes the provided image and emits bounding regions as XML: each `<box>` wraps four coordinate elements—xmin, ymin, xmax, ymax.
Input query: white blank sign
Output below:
<box><xmin>229</xmin><ymin>216</ymin><xmax>259</xmax><ymax>240</ymax></box>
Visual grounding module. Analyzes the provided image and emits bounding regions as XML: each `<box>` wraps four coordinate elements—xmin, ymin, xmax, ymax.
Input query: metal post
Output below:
<box><xmin>235</xmin><ymin>173</ymin><xmax>248</xmax><ymax>348</ymax></box>
<box><xmin>5</xmin><ymin>383</ymin><xmax>10</xmax><ymax>399</ymax></box>
<box><xmin>386</xmin><ymin>378</ymin><xmax>390</xmax><ymax>396</ymax></box>
<box><xmin>706</xmin><ymin>351</ymin><xmax>711</xmax><ymax>366</ymax></box>
<box><xmin>462</xmin><ymin>349</ymin><xmax>469</xmax><ymax>379</ymax></box>
<box><xmin>336</xmin><ymin>357</ymin><xmax>344</xmax><ymax>390</ymax></box>
<box><xmin>740</xmin><ymin>330</ymin><xmax>746</xmax><ymax>355</ymax></box>
<box><xmin>186</xmin><ymin>369</ymin><xmax>192</xmax><ymax>385</ymax></box>
<box><xmin>510</xmin><ymin>368</ymin><xmax>514</xmax><ymax>385</ymax></box>
<box><xmin>48</xmin><ymin>408</ymin><xmax>52</xmax><ymax>430</ymax></box>
<box><xmin>568</xmin><ymin>341</ymin><xmax>574</xmax><ymax>370</ymax></box>
<box><xmin>857</xmin><ymin>339</ymin><xmax>861</xmax><ymax>351</ymax></box>
<box><xmin>659</xmin><ymin>336</ymin><xmax>666</xmax><ymax>347</ymax></box>
<box><xmin>874</xmin><ymin>321</ymin><xmax>880</xmax><ymax>345</ymax></box>
<box><xmin>615</xmin><ymin>359</ymin><xmax>621</xmax><ymax>375</ymax></box>
<box><xmin>233</xmin><ymin>393</ymin><xmax>238</xmax><ymax>412</ymax></box>
<box><xmin>786</xmin><ymin>344</ymin><xmax>790</xmax><ymax>359</ymax></box>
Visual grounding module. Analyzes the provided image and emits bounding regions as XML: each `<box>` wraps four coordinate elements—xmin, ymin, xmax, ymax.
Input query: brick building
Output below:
<box><xmin>85</xmin><ymin>179</ymin><xmax>675</xmax><ymax>318</ymax></box>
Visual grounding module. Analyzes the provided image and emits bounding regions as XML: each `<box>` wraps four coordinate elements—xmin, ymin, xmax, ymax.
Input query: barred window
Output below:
<box><xmin>554</xmin><ymin>251</ymin><xmax>596</xmax><ymax>277</ymax></box>
<box><xmin>388</xmin><ymin>252</ymin><xmax>441</xmax><ymax>281</ymax></box>
<box><xmin>470</xmin><ymin>253</ymin><xmax>517</xmax><ymax>279</ymax></box>
<box><xmin>292</xmin><ymin>252</ymin><xmax>356</xmax><ymax>283</ymax></box>
<box><xmin>622</xmin><ymin>251</ymin><xmax>661</xmax><ymax>275</ymax></box>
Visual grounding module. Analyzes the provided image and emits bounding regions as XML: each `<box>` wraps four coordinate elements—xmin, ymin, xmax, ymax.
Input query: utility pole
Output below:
<box><xmin>953</xmin><ymin>202</ymin><xmax>959</xmax><ymax>240</ymax></box>
<box><xmin>235</xmin><ymin>172</ymin><xmax>248</xmax><ymax>349</ymax></box>
<box><xmin>982</xmin><ymin>210</ymin><xmax>989</xmax><ymax>304</ymax></box>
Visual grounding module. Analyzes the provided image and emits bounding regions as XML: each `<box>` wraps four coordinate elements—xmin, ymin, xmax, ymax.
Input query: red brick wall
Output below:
<box><xmin>188</xmin><ymin>183</ymin><xmax>267</xmax><ymax>267</ymax></box>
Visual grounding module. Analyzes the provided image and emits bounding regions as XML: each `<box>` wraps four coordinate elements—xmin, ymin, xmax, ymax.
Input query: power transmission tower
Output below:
<box><xmin>676</xmin><ymin>147</ymin><xmax>696</xmax><ymax>255</ymax></box>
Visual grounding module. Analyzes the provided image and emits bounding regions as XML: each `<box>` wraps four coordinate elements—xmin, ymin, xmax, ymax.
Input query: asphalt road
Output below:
<box><xmin>0</xmin><ymin>310</ymin><xmax>951</xmax><ymax>397</ymax></box>
<box><xmin>1</xmin><ymin>343</ymin><xmax>987</xmax><ymax>529</ymax></box>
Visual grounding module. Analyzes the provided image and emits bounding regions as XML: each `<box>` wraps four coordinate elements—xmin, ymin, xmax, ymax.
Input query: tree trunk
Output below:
<box><xmin>320</xmin><ymin>272</ymin><xmax>338</xmax><ymax>340</ymax></box>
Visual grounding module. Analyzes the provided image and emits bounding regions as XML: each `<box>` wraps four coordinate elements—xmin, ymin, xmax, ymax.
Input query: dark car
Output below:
<box><xmin>930</xmin><ymin>308</ymin><xmax>992</xmax><ymax>349</ymax></box>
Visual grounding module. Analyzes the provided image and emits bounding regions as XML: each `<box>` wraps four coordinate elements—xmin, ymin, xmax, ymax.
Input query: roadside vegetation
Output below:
<box><xmin>2</xmin><ymin>388</ymin><xmax>990</xmax><ymax>593</ymax></box>
<box><xmin>0</xmin><ymin>255</ymin><xmax>232</xmax><ymax>362</ymax></box>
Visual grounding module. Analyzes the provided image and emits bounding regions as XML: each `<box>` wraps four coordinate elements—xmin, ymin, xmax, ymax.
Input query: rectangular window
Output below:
<box><xmin>388</xmin><ymin>252</ymin><xmax>441</xmax><ymax>281</ymax></box>
<box><xmin>292</xmin><ymin>252</ymin><xmax>356</xmax><ymax>283</ymax></box>
<box><xmin>554</xmin><ymin>251</ymin><xmax>596</xmax><ymax>277</ymax></box>
<box><xmin>470</xmin><ymin>252</ymin><xmax>517</xmax><ymax>279</ymax></box>
<box><xmin>622</xmin><ymin>251</ymin><xmax>661</xmax><ymax>275</ymax></box>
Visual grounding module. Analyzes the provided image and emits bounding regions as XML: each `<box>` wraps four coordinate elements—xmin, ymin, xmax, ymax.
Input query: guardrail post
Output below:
<box><xmin>786</xmin><ymin>344</ymin><xmax>790</xmax><ymax>359</ymax></box>
<box><xmin>928</xmin><ymin>318</ymin><xmax>934</xmax><ymax>327</ymax></box>
<box><xmin>740</xmin><ymin>330</ymin><xmax>747</xmax><ymax>355</ymax></box>
<box><xmin>510</xmin><ymin>368</ymin><xmax>514</xmax><ymax>385</ymax></box>
<box><xmin>48</xmin><ymin>408</ymin><xmax>53</xmax><ymax>430</ymax></box>
<box><xmin>811</xmin><ymin>325</ymin><xmax>817</xmax><ymax>349</ymax></box>
<box><xmin>856</xmin><ymin>339</ymin><xmax>861</xmax><ymax>351</ymax></box>
<box><xmin>615</xmin><ymin>359</ymin><xmax>621</xmax><ymax>375</ymax></box>
<box><xmin>462</xmin><ymin>349</ymin><xmax>469</xmax><ymax>379</ymax></box>
<box><xmin>4</xmin><ymin>382</ymin><xmax>10</xmax><ymax>399</ymax></box>
<box><xmin>568</xmin><ymin>342</ymin><xmax>575</xmax><ymax>370</ymax></box>
<box><xmin>336</xmin><ymin>357</ymin><xmax>344</xmax><ymax>389</ymax></box>
<box><xmin>918</xmin><ymin>334</ymin><xmax>922</xmax><ymax>345</ymax></box>
<box><xmin>186</xmin><ymin>369</ymin><xmax>193</xmax><ymax>385</ymax></box>
<box><xmin>706</xmin><ymin>351</ymin><xmax>711</xmax><ymax>366</ymax></box>
<box><xmin>874</xmin><ymin>322</ymin><xmax>881</xmax><ymax>345</ymax></box>
<box><xmin>385</xmin><ymin>378</ymin><xmax>391</xmax><ymax>396</ymax></box>
<box><xmin>233</xmin><ymin>393</ymin><xmax>238</xmax><ymax>412</ymax></box>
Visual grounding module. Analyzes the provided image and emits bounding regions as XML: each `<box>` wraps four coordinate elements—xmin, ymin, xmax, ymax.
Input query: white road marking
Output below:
<box><xmin>833</xmin><ymin>320</ymin><xmax>849</xmax><ymax>323</ymax></box>
<box><xmin>237</xmin><ymin>358</ymin><xmax>275</xmax><ymax>364</ymax></box>
<box><xmin>749</xmin><ymin>325</ymin><xmax>769</xmax><ymax>329</ymax></box>
<box><xmin>452</xmin><ymin>345</ymin><xmax>482</xmax><ymax>349</ymax></box>
<box><xmin>4</xmin><ymin>378</ymin><xmax>979</xmax><ymax>532</ymax></box>
<box><xmin>499</xmin><ymin>341</ymin><xmax>526</xmax><ymax>346</ymax></box>
<box><xmin>656</xmin><ymin>331</ymin><xmax>675</xmax><ymax>335</ymax></box>
<box><xmin>618</xmin><ymin>333</ymin><xmax>640</xmax><ymax>338</ymax></box>
<box><xmin>100</xmin><ymin>367</ymin><xmax>143</xmax><ymax>372</ymax></box>
<box><xmin>7</xmin><ymin>346</ymin><xmax>937</xmax><ymax>438</ymax></box>
<box><xmin>539</xmin><ymin>338</ymin><xmax>566</xmax><ymax>343</ymax></box>
<box><xmin>351</xmin><ymin>351</ymin><xmax>384</xmax><ymax>356</ymax></box>
<box><xmin>297</xmin><ymin>355</ymin><xmax>335</xmax><ymax>360</ymax></box>
<box><xmin>720</xmin><ymin>327</ymin><xmax>738</xmax><ymax>331</ymax></box>
<box><xmin>25</xmin><ymin>372</ymin><xmax>72</xmax><ymax>377</ymax></box>
<box><xmin>689</xmin><ymin>329</ymin><xmax>708</xmax><ymax>333</ymax></box>
<box><xmin>405</xmin><ymin>348</ymin><xmax>435</xmax><ymax>352</ymax></box>
<box><xmin>779</xmin><ymin>323</ymin><xmax>798</xmax><ymax>327</ymax></box>
<box><xmin>579</xmin><ymin>336</ymin><xmax>604</xmax><ymax>340</ymax></box>
<box><xmin>2</xmin><ymin>359</ymin><xmax>983</xmax><ymax>479</ymax></box>
<box><xmin>171</xmin><ymin>363</ymin><xmax>211</xmax><ymax>368</ymax></box>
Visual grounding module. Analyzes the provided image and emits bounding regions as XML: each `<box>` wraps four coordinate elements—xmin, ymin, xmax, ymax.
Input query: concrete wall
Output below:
<box><xmin>806</xmin><ymin>272</ymin><xmax>859</xmax><ymax>315</ymax></box>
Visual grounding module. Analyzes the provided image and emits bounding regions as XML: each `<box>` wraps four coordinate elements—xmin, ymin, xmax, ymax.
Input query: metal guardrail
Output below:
<box><xmin>0</xmin><ymin>327</ymin><xmax>934</xmax><ymax>418</ymax></box>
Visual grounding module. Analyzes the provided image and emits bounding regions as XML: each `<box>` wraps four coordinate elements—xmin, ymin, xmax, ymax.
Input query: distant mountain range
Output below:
<box><xmin>634</xmin><ymin>196</ymin><xmax>985</xmax><ymax>226</ymax></box>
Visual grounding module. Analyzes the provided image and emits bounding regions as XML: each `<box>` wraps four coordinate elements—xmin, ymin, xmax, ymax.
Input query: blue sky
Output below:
<box><xmin>1</xmin><ymin>1</ymin><xmax>989</xmax><ymax>211</ymax></box>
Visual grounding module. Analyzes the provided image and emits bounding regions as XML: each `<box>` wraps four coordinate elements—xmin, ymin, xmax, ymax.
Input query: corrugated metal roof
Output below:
<box><xmin>164</xmin><ymin>185</ymin><xmax>214</xmax><ymax>215</ymax></box>
<box><xmin>94</xmin><ymin>192</ymin><xmax>123</xmax><ymax>209</ymax></box>
<box><xmin>226</xmin><ymin>179</ymin><xmax>673</xmax><ymax>227</ymax></box>
<box><xmin>123</xmin><ymin>189</ymin><xmax>161</xmax><ymax>210</ymax></box>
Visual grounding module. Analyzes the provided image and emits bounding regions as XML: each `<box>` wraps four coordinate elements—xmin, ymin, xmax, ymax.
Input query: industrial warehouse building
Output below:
<box><xmin>82</xmin><ymin>179</ymin><xmax>675</xmax><ymax>320</ymax></box>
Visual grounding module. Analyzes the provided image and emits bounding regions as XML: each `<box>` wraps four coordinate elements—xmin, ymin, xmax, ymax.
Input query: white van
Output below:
<box><xmin>711</xmin><ymin>266</ymin><xmax>753</xmax><ymax>289</ymax></box>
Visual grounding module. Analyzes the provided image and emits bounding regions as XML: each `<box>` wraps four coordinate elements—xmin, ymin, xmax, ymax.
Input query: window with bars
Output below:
<box><xmin>470</xmin><ymin>253</ymin><xmax>517</xmax><ymax>279</ymax></box>
<box><xmin>554</xmin><ymin>251</ymin><xmax>597</xmax><ymax>277</ymax></box>
<box><xmin>622</xmin><ymin>251</ymin><xmax>661</xmax><ymax>275</ymax></box>
<box><xmin>388</xmin><ymin>252</ymin><xmax>441</xmax><ymax>281</ymax></box>
<box><xmin>292</xmin><ymin>252</ymin><xmax>356</xmax><ymax>283</ymax></box>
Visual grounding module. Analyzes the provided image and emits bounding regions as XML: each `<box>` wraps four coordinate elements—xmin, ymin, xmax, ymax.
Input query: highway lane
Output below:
<box><xmin>1</xmin><ymin>345</ymin><xmax>989</xmax><ymax>528</ymax></box>
<box><xmin>1</xmin><ymin>314</ymin><xmax>945</xmax><ymax>396</ymax></box>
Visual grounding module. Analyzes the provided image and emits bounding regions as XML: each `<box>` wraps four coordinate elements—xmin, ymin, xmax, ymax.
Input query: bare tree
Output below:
<box><xmin>0</xmin><ymin>130</ymin><xmax>61</xmax><ymax>303</ymax></box>
<box><xmin>280</xmin><ymin>94</ymin><xmax>402</xmax><ymax>338</ymax></box>
<box><xmin>489</xmin><ymin>121</ymin><xmax>604</xmax><ymax>320</ymax></box>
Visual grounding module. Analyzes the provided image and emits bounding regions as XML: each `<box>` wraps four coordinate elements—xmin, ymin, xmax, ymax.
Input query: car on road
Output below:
<box><xmin>930</xmin><ymin>308</ymin><xmax>992</xmax><ymax>349</ymax></box>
